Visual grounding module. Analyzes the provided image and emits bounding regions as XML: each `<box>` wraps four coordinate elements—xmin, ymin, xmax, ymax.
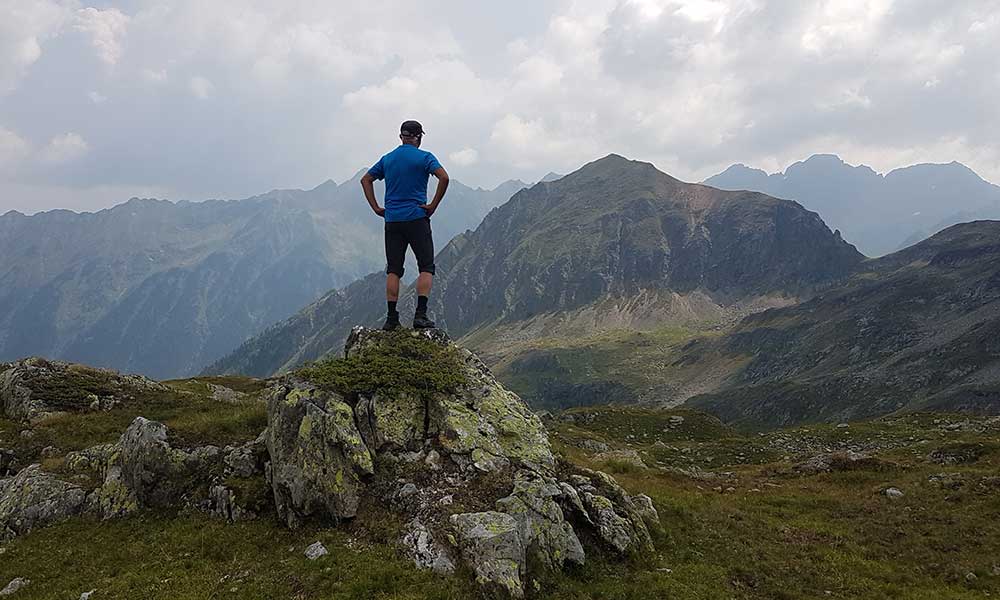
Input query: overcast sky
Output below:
<box><xmin>2</xmin><ymin>0</ymin><xmax>999</xmax><ymax>213</ymax></box>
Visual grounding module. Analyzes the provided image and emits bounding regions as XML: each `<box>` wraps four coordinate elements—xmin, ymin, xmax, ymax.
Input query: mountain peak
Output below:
<box><xmin>564</xmin><ymin>153</ymin><xmax>679</xmax><ymax>185</ymax></box>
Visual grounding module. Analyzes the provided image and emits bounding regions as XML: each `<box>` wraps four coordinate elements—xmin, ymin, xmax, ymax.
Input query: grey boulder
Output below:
<box><xmin>0</xmin><ymin>465</ymin><xmax>87</xmax><ymax>541</ymax></box>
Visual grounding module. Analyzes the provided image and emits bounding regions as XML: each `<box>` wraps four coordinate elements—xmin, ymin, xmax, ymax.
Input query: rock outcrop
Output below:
<box><xmin>0</xmin><ymin>465</ymin><xmax>87</xmax><ymax>541</ymax></box>
<box><xmin>0</xmin><ymin>358</ymin><xmax>166</xmax><ymax>422</ymax></box>
<box><xmin>0</xmin><ymin>328</ymin><xmax>657</xmax><ymax>598</ymax></box>
<box><xmin>263</xmin><ymin>327</ymin><xmax>657</xmax><ymax>597</ymax></box>
<box><xmin>266</xmin><ymin>383</ymin><xmax>374</xmax><ymax>525</ymax></box>
<box><xmin>92</xmin><ymin>417</ymin><xmax>223</xmax><ymax>518</ymax></box>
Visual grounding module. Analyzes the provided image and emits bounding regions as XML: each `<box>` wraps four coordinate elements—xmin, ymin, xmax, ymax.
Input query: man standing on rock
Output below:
<box><xmin>361</xmin><ymin>120</ymin><xmax>449</xmax><ymax>331</ymax></box>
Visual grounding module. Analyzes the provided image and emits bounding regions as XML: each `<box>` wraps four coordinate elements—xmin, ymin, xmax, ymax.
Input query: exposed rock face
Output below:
<box><xmin>93</xmin><ymin>417</ymin><xmax>222</xmax><ymax>518</ymax></box>
<box><xmin>402</xmin><ymin>518</ymin><xmax>456</xmax><ymax>575</ymax></box>
<box><xmin>495</xmin><ymin>471</ymin><xmax>585</xmax><ymax>570</ymax></box>
<box><xmin>0</xmin><ymin>328</ymin><xmax>655</xmax><ymax>598</ymax></box>
<box><xmin>262</xmin><ymin>327</ymin><xmax>656</xmax><ymax>597</ymax></box>
<box><xmin>450</xmin><ymin>511</ymin><xmax>526</xmax><ymax>599</ymax></box>
<box><xmin>0</xmin><ymin>465</ymin><xmax>87</xmax><ymax>541</ymax></box>
<box><xmin>266</xmin><ymin>383</ymin><xmax>374</xmax><ymax>525</ymax></box>
<box><xmin>0</xmin><ymin>358</ymin><xmax>166</xmax><ymax>422</ymax></box>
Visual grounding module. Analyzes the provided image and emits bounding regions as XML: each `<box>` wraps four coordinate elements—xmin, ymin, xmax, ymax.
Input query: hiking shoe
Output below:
<box><xmin>382</xmin><ymin>313</ymin><xmax>401</xmax><ymax>331</ymax></box>
<box><xmin>412</xmin><ymin>314</ymin><xmax>436</xmax><ymax>329</ymax></box>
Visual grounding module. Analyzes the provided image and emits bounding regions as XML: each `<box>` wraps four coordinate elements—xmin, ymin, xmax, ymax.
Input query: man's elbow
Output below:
<box><xmin>360</xmin><ymin>173</ymin><xmax>373</xmax><ymax>186</ymax></box>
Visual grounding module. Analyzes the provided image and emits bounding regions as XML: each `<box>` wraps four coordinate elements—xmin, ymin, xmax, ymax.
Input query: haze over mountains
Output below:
<box><xmin>706</xmin><ymin>154</ymin><xmax>1000</xmax><ymax>257</ymax></box>
<box><xmin>208</xmin><ymin>154</ymin><xmax>864</xmax><ymax>377</ymax></box>
<box><xmin>210</xmin><ymin>155</ymin><xmax>1000</xmax><ymax>428</ymax></box>
<box><xmin>0</xmin><ymin>174</ymin><xmax>523</xmax><ymax>379</ymax></box>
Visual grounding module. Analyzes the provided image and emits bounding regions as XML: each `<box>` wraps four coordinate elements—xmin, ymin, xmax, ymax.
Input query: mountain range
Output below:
<box><xmin>0</xmin><ymin>174</ymin><xmax>523</xmax><ymax>379</ymax></box>
<box><xmin>684</xmin><ymin>219</ymin><xmax>1000</xmax><ymax>427</ymax></box>
<box><xmin>207</xmin><ymin>154</ymin><xmax>863</xmax><ymax>377</ymax></box>
<box><xmin>705</xmin><ymin>154</ymin><xmax>1000</xmax><ymax>257</ymax></box>
<box><xmin>209</xmin><ymin>155</ymin><xmax>1000</xmax><ymax>429</ymax></box>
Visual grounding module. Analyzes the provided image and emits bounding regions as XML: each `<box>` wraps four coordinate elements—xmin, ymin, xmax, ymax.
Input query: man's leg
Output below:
<box><xmin>411</xmin><ymin>218</ymin><xmax>436</xmax><ymax>328</ymax></box>
<box><xmin>383</xmin><ymin>222</ymin><xmax>406</xmax><ymax>330</ymax></box>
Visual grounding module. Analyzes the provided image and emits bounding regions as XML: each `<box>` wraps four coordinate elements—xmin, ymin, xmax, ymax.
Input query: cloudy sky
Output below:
<box><xmin>2</xmin><ymin>0</ymin><xmax>999</xmax><ymax>213</ymax></box>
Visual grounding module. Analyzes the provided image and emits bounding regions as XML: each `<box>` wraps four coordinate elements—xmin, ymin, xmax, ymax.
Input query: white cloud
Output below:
<box><xmin>1</xmin><ymin>0</ymin><xmax>999</xmax><ymax>210</ymax></box>
<box><xmin>0</xmin><ymin>128</ymin><xmax>30</xmax><ymax>172</ymax></box>
<box><xmin>74</xmin><ymin>7</ymin><xmax>130</xmax><ymax>67</ymax></box>
<box><xmin>449</xmin><ymin>148</ymin><xmax>479</xmax><ymax>166</ymax></box>
<box><xmin>0</xmin><ymin>0</ymin><xmax>72</xmax><ymax>93</ymax></box>
<box><xmin>39</xmin><ymin>132</ymin><xmax>89</xmax><ymax>164</ymax></box>
<box><xmin>189</xmin><ymin>76</ymin><xmax>214</xmax><ymax>99</ymax></box>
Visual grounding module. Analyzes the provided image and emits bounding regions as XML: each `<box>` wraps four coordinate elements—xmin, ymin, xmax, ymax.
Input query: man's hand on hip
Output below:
<box><xmin>419</xmin><ymin>203</ymin><xmax>437</xmax><ymax>217</ymax></box>
<box><xmin>373</xmin><ymin>206</ymin><xmax>386</xmax><ymax>217</ymax></box>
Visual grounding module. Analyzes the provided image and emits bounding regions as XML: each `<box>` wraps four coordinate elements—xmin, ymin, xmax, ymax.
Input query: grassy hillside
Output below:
<box><xmin>4</xmin><ymin>402</ymin><xmax>999</xmax><ymax>599</ymax></box>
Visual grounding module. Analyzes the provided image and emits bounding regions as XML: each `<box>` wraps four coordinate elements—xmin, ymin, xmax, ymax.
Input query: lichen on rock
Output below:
<box><xmin>1</xmin><ymin>358</ymin><xmax>167</xmax><ymax>423</ymax></box>
<box><xmin>265</xmin><ymin>382</ymin><xmax>373</xmax><ymax>526</ymax></box>
<box><xmin>0</xmin><ymin>464</ymin><xmax>87</xmax><ymax>541</ymax></box>
<box><xmin>450</xmin><ymin>511</ymin><xmax>526</xmax><ymax>599</ymax></box>
<box><xmin>92</xmin><ymin>417</ymin><xmax>223</xmax><ymax>518</ymax></box>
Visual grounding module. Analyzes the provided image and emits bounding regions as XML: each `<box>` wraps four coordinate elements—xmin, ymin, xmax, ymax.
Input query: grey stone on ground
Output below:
<box><xmin>0</xmin><ymin>464</ymin><xmax>87</xmax><ymax>541</ymax></box>
<box><xmin>579</xmin><ymin>439</ymin><xmax>610</xmax><ymax>454</ymax></box>
<box><xmin>64</xmin><ymin>444</ymin><xmax>113</xmax><ymax>475</ymax></box>
<box><xmin>224</xmin><ymin>433</ymin><xmax>267</xmax><ymax>478</ymax></box>
<box><xmin>450</xmin><ymin>511</ymin><xmax>525</xmax><ymax>599</ymax></box>
<box><xmin>593</xmin><ymin>449</ymin><xmax>646</xmax><ymax>469</ymax></box>
<box><xmin>266</xmin><ymin>383</ymin><xmax>373</xmax><ymax>527</ymax></box>
<box><xmin>92</xmin><ymin>417</ymin><xmax>222</xmax><ymax>518</ymax></box>
<box><xmin>793</xmin><ymin>451</ymin><xmax>874</xmax><ymax>475</ymax></box>
<box><xmin>884</xmin><ymin>487</ymin><xmax>904</xmax><ymax>499</ymax></box>
<box><xmin>345</xmin><ymin>327</ymin><xmax>555</xmax><ymax>476</ymax></box>
<box><xmin>79</xmin><ymin>590</ymin><xmax>96</xmax><ymax>600</ymax></box>
<box><xmin>210</xmin><ymin>485</ymin><xmax>258</xmax><ymax>522</ymax></box>
<box><xmin>495</xmin><ymin>471</ymin><xmax>585</xmax><ymax>570</ymax></box>
<box><xmin>928</xmin><ymin>444</ymin><xmax>984</xmax><ymax>465</ymax></box>
<box><xmin>304</xmin><ymin>541</ymin><xmax>329</xmax><ymax>560</ymax></box>
<box><xmin>0</xmin><ymin>578</ymin><xmax>30</xmax><ymax>597</ymax></box>
<box><xmin>208</xmin><ymin>383</ymin><xmax>248</xmax><ymax>404</ymax></box>
<box><xmin>1</xmin><ymin>357</ymin><xmax>166</xmax><ymax>422</ymax></box>
<box><xmin>402</xmin><ymin>518</ymin><xmax>455</xmax><ymax>575</ymax></box>
<box><xmin>565</xmin><ymin>469</ymin><xmax>654</xmax><ymax>554</ymax></box>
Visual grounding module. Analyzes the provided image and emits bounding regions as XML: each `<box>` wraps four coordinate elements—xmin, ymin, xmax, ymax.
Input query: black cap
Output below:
<box><xmin>400</xmin><ymin>120</ymin><xmax>425</xmax><ymax>137</ymax></box>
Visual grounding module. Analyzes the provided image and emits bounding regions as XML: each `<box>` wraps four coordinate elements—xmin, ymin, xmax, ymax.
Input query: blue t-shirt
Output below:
<box><xmin>368</xmin><ymin>145</ymin><xmax>443</xmax><ymax>222</ymax></box>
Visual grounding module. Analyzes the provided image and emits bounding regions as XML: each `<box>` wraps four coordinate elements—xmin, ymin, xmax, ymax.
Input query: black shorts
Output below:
<box><xmin>385</xmin><ymin>217</ymin><xmax>435</xmax><ymax>277</ymax></box>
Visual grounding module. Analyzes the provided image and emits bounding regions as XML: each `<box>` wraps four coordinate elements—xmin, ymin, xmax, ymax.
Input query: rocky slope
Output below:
<box><xmin>682</xmin><ymin>220</ymin><xmax>1000</xmax><ymax>428</ymax></box>
<box><xmin>706</xmin><ymin>154</ymin><xmax>1000</xmax><ymax>256</ymax></box>
<box><xmin>1</xmin><ymin>329</ymin><xmax>658</xmax><ymax>598</ymax></box>
<box><xmin>209</xmin><ymin>154</ymin><xmax>863</xmax><ymax>378</ymax></box>
<box><xmin>0</xmin><ymin>176</ymin><xmax>522</xmax><ymax>380</ymax></box>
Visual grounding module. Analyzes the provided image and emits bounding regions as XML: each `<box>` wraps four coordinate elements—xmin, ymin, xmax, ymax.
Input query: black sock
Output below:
<box><xmin>387</xmin><ymin>301</ymin><xmax>398</xmax><ymax>316</ymax></box>
<box><xmin>416</xmin><ymin>295</ymin><xmax>429</xmax><ymax>315</ymax></box>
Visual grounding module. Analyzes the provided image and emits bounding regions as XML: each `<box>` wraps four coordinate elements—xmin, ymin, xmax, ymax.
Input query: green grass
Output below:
<box><xmin>0</xmin><ymin>377</ymin><xmax>267</xmax><ymax>474</ymax></box>
<box><xmin>5</xmin><ymin>387</ymin><xmax>1000</xmax><ymax>598</ymax></box>
<box><xmin>491</xmin><ymin>326</ymin><xmax>737</xmax><ymax>410</ymax></box>
<box><xmin>298</xmin><ymin>330</ymin><xmax>468</xmax><ymax>400</ymax></box>
<box><xmin>0</xmin><ymin>514</ymin><xmax>474</xmax><ymax>600</ymax></box>
<box><xmin>543</xmin><ymin>407</ymin><xmax>1000</xmax><ymax>599</ymax></box>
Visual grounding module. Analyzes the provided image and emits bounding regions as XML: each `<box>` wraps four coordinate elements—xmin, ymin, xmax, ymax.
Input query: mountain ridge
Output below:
<box><xmin>705</xmin><ymin>154</ymin><xmax>1000</xmax><ymax>256</ymax></box>
<box><xmin>0</xmin><ymin>173</ymin><xmax>526</xmax><ymax>379</ymax></box>
<box><xmin>208</xmin><ymin>153</ymin><xmax>863</xmax><ymax>378</ymax></box>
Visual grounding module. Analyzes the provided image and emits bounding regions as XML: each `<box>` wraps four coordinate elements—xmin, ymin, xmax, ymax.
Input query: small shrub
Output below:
<box><xmin>298</xmin><ymin>331</ymin><xmax>468</xmax><ymax>400</ymax></box>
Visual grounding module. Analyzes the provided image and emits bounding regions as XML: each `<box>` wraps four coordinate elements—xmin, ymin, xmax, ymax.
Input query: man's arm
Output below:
<box><xmin>421</xmin><ymin>167</ymin><xmax>449</xmax><ymax>217</ymax></box>
<box><xmin>360</xmin><ymin>173</ymin><xmax>385</xmax><ymax>217</ymax></box>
